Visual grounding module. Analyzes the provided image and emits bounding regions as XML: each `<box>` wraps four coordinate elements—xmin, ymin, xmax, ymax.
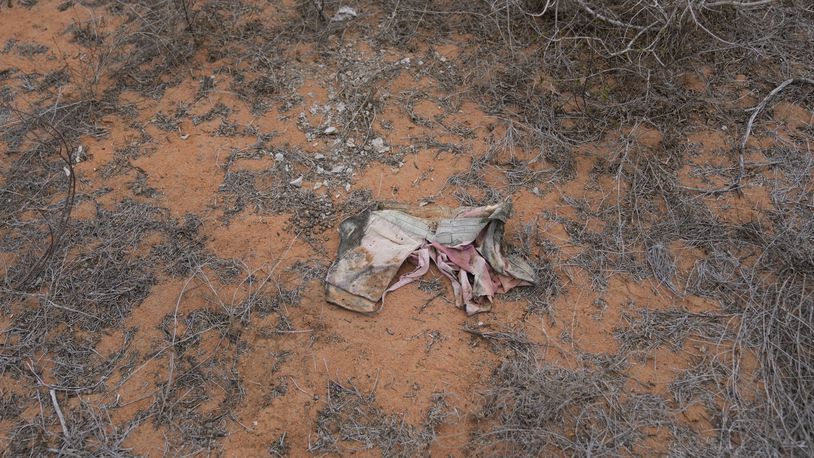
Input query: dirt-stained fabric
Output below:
<box><xmin>325</xmin><ymin>202</ymin><xmax>536</xmax><ymax>314</ymax></box>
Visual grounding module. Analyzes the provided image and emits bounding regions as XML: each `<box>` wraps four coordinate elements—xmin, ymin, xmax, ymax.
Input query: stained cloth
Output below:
<box><xmin>325</xmin><ymin>203</ymin><xmax>536</xmax><ymax>315</ymax></box>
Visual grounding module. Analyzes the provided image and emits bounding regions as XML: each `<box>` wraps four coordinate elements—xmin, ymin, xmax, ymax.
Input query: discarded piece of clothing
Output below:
<box><xmin>325</xmin><ymin>202</ymin><xmax>537</xmax><ymax>315</ymax></box>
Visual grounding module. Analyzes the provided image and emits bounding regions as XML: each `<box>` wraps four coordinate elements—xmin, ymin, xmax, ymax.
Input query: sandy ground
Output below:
<box><xmin>1</xmin><ymin>1</ymin><xmax>812</xmax><ymax>456</ymax></box>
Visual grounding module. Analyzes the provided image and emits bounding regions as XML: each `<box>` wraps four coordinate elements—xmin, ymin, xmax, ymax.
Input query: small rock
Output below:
<box><xmin>371</xmin><ymin>137</ymin><xmax>389</xmax><ymax>153</ymax></box>
<box><xmin>346</xmin><ymin>139</ymin><xmax>355</xmax><ymax>148</ymax></box>
<box><xmin>399</xmin><ymin>57</ymin><xmax>411</xmax><ymax>65</ymax></box>
<box><xmin>316</xmin><ymin>166</ymin><xmax>325</xmax><ymax>174</ymax></box>
<box><xmin>324</xmin><ymin>126</ymin><xmax>337</xmax><ymax>135</ymax></box>
<box><xmin>314</xmin><ymin>153</ymin><xmax>325</xmax><ymax>160</ymax></box>
<box><xmin>275</xmin><ymin>152</ymin><xmax>284</xmax><ymax>161</ymax></box>
<box><xmin>332</xmin><ymin>6</ymin><xmax>357</xmax><ymax>21</ymax></box>
<box><xmin>345</xmin><ymin>183</ymin><xmax>351</xmax><ymax>192</ymax></box>
<box><xmin>532</xmin><ymin>186</ymin><xmax>541</xmax><ymax>196</ymax></box>
<box><xmin>290</xmin><ymin>176</ymin><xmax>303</xmax><ymax>188</ymax></box>
<box><xmin>331</xmin><ymin>165</ymin><xmax>345</xmax><ymax>173</ymax></box>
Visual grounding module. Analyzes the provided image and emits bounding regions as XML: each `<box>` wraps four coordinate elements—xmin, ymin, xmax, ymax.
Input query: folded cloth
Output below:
<box><xmin>325</xmin><ymin>202</ymin><xmax>536</xmax><ymax>314</ymax></box>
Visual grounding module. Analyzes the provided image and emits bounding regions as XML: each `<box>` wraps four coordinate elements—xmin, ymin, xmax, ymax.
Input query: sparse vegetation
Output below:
<box><xmin>1</xmin><ymin>0</ymin><xmax>812</xmax><ymax>455</ymax></box>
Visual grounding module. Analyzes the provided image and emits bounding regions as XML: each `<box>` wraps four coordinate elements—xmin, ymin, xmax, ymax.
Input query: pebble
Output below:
<box><xmin>275</xmin><ymin>152</ymin><xmax>284</xmax><ymax>161</ymax></box>
<box><xmin>324</xmin><ymin>126</ymin><xmax>337</xmax><ymax>135</ymax></box>
<box><xmin>371</xmin><ymin>137</ymin><xmax>389</xmax><ymax>153</ymax></box>
<box><xmin>290</xmin><ymin>176</ymin><xmax>303</xmax><ymax>187</ymax></box>
<box><xmin>332</xmin><ymin>6</ymin><xmax>357</xmax><ymax>21</ymax></box>
<box><xmin>314</xmin><ymin>153</ymin><xmax>325</xmax><ymax>160</ymax></box>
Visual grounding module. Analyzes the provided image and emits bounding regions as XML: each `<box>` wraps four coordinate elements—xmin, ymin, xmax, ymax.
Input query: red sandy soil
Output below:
<box><xmin>1</xmin><ymin>1</ymin><xmax>811</xmax><ymax>456</ymax></box>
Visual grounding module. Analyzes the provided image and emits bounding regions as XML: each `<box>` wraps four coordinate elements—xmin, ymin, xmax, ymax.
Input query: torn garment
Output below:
<box><xmin>325</xmin><ymin>202</ymin><xmax>536</xmax><ymax>314</ymax></box>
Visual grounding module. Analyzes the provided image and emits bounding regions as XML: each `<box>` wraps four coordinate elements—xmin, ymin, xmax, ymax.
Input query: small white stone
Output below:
<box><xmin>371</xmin><ymin>137</ymin><xmax>389</xmax><ymax>153</ymax></box>
<box><xmin>275</xmin><ymin>152</ymin><xmax>284</xmax><ymax>161</ymax></box>
<box><xmin>324</xmin><ymin>126</ymin><xmax>337</xmax><ymax>135</ymax></box>
<box><xmin>290</xmin><ymin>176</ymin><xmax>303</xmax><ymax>187</ymax></box>
<box><xmin>332</xmin><ymin>6</ymin><xmax>357</xmax><ymax>21</ymax></box>
<box><xmin>314</xmin><ymin>153</ymin><xmax>325</xmax><ymax>160</ymax></box>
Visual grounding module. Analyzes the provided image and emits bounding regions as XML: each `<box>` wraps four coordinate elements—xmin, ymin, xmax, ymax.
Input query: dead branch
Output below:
<box><xmin>49</xmin><ymin>389</ymin><xmax>70</xmax><ymax>439</ymax></box>
<box><xmin>575</xmin><ymin>0</ymin><xmax>646</xmax><ymax>31</ymax></box>
<box><xmin>733</xmin><ymin>77</ymin><xmax>814</xmax><ymax>191</ymax></box>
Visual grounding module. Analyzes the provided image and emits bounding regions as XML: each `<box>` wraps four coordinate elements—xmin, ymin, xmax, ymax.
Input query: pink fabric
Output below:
<box><xmin>384</xmin><ymin>240</ymin><xmax>511</xmax><ymax>315</ymax></box>
<box><xmin>382</xmin><ymin>247</ymin><xmax>431</xmax><ymax>300</ymax></box>
<box><xmin>326</xmin><ymin>204</ymin><xmax>536</xmax><ymax>315</ymax></box>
